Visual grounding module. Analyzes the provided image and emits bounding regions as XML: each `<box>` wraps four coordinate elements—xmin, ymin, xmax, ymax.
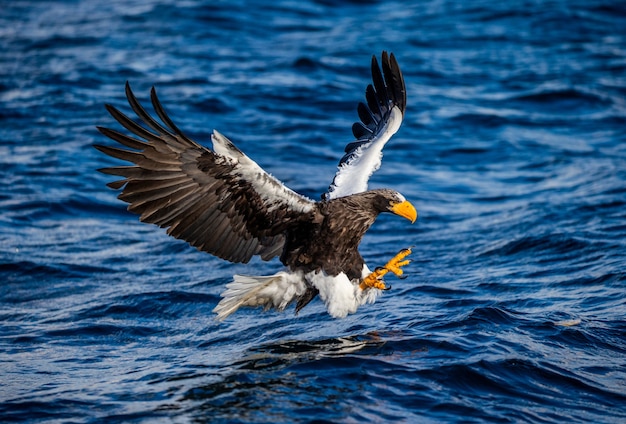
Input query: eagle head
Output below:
<box><xmin>370</xmin><ymin>189</ymin><xmax>418</xmax><ymax>223</ymax></box>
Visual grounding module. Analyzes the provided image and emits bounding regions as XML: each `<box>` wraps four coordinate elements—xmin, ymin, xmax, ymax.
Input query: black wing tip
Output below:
<box><xmin>379</xmin><ymin>50</ymin><xmax>406</xmax><ymax>115</ymax></box>
<box><xmin>124</xmin><ymin>80</ymin><xmax>152</xmax><ymax>107</ymax></box>
<box><xmin>103</xmin><ymin>102</ymin><xmax>119</xmax><ymax>115</ymax></box>
<box><xmin>350</xmin><ymin>51</ymin><xmax>406</xmax><ymax>140</ymax></box>
<box><xmin>99</xmin><ymin>80</ymin><xmax>200</xmax><ymax>149</ymax></box>
<box><xmin>95</xmin><ymin>125</ymin><xmax>120</xmax><ymax>138</ymax></box>
<box><xmin>106</xmin><ymin>179</ymin><xmax>127</xmax><ymax>190</ymax></box>
<box><xmin>95</xmin><ymin>125</ymin><xmax>114</xmax><ymax>138</ymax></box>
<box><xmin>94</xmin><ymin>161</ymin><xmax>128</xmax><ymax>189</ymax></box>
<box><xmin>124</xmin><ymin>80</ymin><xmax>133</xmax><ymax>94</ymax></box>
<box><xmin>124</xmin><ymin>81</ymin><xmax>134</xmax><ymax>104</ymax></box>
<box><xmin>92</xmin><ymin>143</ymin><xmax>109</xmax><ymax>154</ymax></box>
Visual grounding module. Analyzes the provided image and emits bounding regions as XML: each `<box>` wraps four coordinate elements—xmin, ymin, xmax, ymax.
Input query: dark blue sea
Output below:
<box><xmin>1</xmin><ymin>1</ymin><xmax>625</xmax><ymax>422</ymax></box>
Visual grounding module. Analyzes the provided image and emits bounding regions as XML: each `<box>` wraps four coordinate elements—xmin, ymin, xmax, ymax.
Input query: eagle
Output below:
<box><xmin>95</xmin><ymin>51</ymin><xmax>417</xmax><ymax>320</ymax></box>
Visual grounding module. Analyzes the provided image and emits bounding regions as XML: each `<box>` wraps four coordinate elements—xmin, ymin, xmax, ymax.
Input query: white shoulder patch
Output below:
<box><xmin>211</xmin><ymin>130</ymin><xmax>315</xmax><ymax>214</ymax></box>
<box><xmin>211</xmin><ymin>130</ymin><xmax>244</xmax><ymax>160</ymax></box>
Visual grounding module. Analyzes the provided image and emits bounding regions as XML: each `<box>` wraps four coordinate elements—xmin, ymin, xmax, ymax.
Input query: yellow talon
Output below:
<box><xmin>384</xmin><ymin>248</ymin><xmax>412</xmax><ymax>277</ymax></box>
<box><xmin>360</xmin><ymin>248</ymin><xmax>413</xmax><ymax>290</ymax></box>
<box><xmin>360</xmin><ymin>267</ymin><xmax>389</xmax><ymax>290</ymax></box>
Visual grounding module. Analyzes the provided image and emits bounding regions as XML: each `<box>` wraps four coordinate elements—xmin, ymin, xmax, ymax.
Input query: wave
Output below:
<box><xmin>479</xmin><ymin>233</ymin><xmax>591</xmax><ymax>258</ymax></box>
<box><xmin>511</xmin><ymin>88</ymin><xmax>610</xmax><ymax>108</ymax></box>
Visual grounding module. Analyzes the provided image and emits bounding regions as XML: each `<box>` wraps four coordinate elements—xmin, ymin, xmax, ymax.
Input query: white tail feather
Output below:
<box><xmin>213</xmin><ymin>272</ymin><xmax>307</xmax><ymax>320</ymax></box>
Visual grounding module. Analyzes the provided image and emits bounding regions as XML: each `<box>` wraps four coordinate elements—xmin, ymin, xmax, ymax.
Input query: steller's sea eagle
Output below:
<box><xmin>95</xmin><ymin>51</ymin><xmax>417</xmax><ymax>320</ymax></box>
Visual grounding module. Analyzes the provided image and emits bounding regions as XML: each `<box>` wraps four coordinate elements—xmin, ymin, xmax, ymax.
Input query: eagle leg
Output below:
<box><xmin>359</xmin><ymin>248</ymin><xmax>412</xmax><ymax>290</ymax></box>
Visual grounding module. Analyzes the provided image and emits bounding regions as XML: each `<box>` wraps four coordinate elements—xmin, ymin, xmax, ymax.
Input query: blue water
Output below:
<box><xmin>1</xmin><ymin>0</ymin><xmax>625</xmax><ymax>422</ymax></box>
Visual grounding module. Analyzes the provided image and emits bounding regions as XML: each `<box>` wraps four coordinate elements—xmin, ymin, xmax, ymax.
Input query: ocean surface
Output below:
<box><xmin>1</xmin><ymin>0</ymin><xmax>625</xmax><ymax>422</ymax></box>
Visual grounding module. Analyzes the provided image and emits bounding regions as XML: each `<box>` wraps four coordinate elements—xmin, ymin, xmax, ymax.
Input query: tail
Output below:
<box><xmin>213</xmin><ymin>272</ymin><xmax>307</xmax><ymax>321</ymax></box>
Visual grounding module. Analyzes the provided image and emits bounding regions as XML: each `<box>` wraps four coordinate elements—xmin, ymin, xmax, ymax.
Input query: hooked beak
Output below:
<box><xmin>390</xmin><ymin>200</ymin><xmax>417</xmax><ymax>224</ymax></box>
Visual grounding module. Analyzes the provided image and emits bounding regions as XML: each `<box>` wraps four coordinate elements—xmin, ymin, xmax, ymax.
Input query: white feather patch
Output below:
<box><xmin>307</xmin><ymin>268</ymin><xmax>382</xmax><ymax>318</ymax></box>
<box><xmin>213</xmin><ymin>266</ymin><xmax>383</xmax><ymax>320</ymax></box>
<box><xmin>213</xmin><ymin>271</ymin><xmax>307</xmax><ymax>321</ymax></box>
<box><xmin>211</xmin><ymin>130</ymin><xmax>314</xmax><ymax>214</ymax></box>
<box><xmin>327</xmin><ymin>105</ymin><xmax>403</xmax><ymax>200</ymax></box>
<box><xmin>211</xmin><ymin>130</ymin><xmax>242</xmax><ymax>160</ymax></box>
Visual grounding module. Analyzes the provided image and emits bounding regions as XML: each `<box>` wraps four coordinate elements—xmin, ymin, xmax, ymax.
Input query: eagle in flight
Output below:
<box><xmin>95</xmin><ymin>51</ymin><xmax>417</xmax><ymax>320</ymax></box>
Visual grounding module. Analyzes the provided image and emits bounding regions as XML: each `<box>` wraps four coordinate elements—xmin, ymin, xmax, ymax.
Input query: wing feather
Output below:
<box><xmin>365</xmin><ymin>85</ymin><xmax>383</xmax><ymax>123</ymax></box>
<box><xmin>96</xmin><ymin>127</ymin><xmax>148</xmax><ymax>150</ymax></box>
<box><xmin>324</xmin><ymin>51</ymin><xmax>406</xmax><ymax>200</ymax></box>
<box><xmin>95</xmin><ymin>83</ymin><xmax>315</xmax><ymax>264</ymax></box>
<box><xmin>357</xmin><ymin>102</ymin><xmax>377</xmax><ymax>128</ymax></box>
<box><xmin>150</xmin><ymin>86</ymin><xmax>197</xmax><ymax>146</ymax></box>
<box><xmin>371</xmin><ymin>56</ymin><xmax>390</xmax><ymax>112</ymax></box>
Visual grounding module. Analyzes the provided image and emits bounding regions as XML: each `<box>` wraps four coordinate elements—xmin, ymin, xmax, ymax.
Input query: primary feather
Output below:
<box><xmin>95</xmin><ymin>82</ymin><xmax>315</xmax><ymax>264</ymax></box>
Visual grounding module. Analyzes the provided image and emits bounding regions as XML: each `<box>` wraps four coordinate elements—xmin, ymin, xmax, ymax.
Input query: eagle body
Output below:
<box><xmin>283</xmin><ymin>190</ymin><xmax>401</xmax><ymax>280</ymax></box>
<box><xmin>95</xmin><ymin>52</ymin><xmax>417</xmax><ymax>320</ymax></box>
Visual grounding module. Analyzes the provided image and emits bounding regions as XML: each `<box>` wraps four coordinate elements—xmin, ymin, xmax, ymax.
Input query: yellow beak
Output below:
<box><xmin>390</xmin><ymin>200</ymin><xmax>417</xmax><ymax>223</ymax></box>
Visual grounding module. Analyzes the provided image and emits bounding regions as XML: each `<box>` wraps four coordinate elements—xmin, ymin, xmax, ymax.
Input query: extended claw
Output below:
<box><xmin>383</xmin><ymin>248</ymin><xmax>412</xmax><ymax>277</ymax></box>
<box><xmin>359</xmin><ymin>248</ymin><xmax>413</xmax><ymax>291</ymax></box>
<box><xmin>360</xmin><ymin>267</ymin><xmax>389</xmax><ymax>290</ymax></box>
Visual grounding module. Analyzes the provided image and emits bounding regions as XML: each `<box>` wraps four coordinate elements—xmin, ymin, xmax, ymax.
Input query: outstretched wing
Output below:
<box><xmin>323</xmin><ymin>51</ymin><xmax>406</xmax><ymax>200</ymax></box>
<box><xmin>95</xmin><ymin>82</ymin><xmax>316</xmax><ymax>264</ymax></box>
